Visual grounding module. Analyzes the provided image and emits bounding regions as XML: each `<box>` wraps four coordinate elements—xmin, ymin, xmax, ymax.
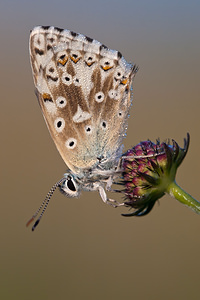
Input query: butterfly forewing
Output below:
<box><xmin>29</xmin><ymin>26</ymin><xmax>137</xmax><ymax>175</ymax></box>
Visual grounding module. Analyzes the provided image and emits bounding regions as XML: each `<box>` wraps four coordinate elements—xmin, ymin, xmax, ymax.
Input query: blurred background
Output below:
<box><xmin>1</xmin><ymin>0</ymin><xmax>200</xmax><ymax>299</ymax></box>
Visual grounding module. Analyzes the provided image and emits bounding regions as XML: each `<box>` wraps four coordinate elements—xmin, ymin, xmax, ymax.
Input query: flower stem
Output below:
<box><xmin>167</xmin><ymin>181</ymin><xmax>200</xmax><ymax>214</ymax></box>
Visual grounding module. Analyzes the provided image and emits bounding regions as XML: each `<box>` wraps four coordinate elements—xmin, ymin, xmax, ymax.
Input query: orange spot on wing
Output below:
<box><xmin>70</xmin><ymin>56</ymin><xmax>81</xmax><ymax>63</ymax></box>
<box><xmin>102</xmin><ymin>65</ymin><xmax>113</xmax><ymax>71</ymax></box>
<box><xmin>86</xmin><ymin>61</ymin><xmax>95</xmax><ymax>66</ymax></box>
<box><xmin>58</xmin><ymin>56</ymin><xmax>68</xmax><ymax>66</ymax></box>
<box><xmin>42</xmin><ymin>93</ymin><xmax>52</xmax><ymax>101</ymax></box>
<box><xmin>121</xmin><ymin>78</ymin><xmax>128</xmax><ymax>85</ymax></box>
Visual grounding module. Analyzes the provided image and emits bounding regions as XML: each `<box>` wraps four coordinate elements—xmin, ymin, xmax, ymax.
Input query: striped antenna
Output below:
<box><xmin>26</xmin><ymin>178</ymin><xmax>65</xmax><ymax>231</ymax></box>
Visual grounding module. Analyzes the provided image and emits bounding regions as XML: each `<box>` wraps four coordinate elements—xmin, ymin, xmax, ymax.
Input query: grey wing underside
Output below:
<box><xmin>29</xmin><ymin>26</ymin><xmax>137</xmax><ymax>174</ymax></box>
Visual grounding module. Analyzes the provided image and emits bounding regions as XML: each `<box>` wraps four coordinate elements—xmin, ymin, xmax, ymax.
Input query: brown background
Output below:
<box><xmin>1</xmin><ymin>0</ymin><xmax>200</xmax><ymax>299</ymax></box>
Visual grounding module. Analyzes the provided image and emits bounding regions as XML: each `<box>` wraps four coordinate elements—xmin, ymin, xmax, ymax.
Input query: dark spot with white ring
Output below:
<box><xmin>95</xmin><ymin>92</ymin><xmax>104</xmax><ymax>103</ymax></box>
<box><xmin>54</xmin><ymin>118</ymin><xmax>65</xmax><ymax>132</ymax></box>
<box><xmin>56</xmin><ymin>97</ymin><xmax>67</xmax><ymax>108</ymax></box>
<box><xmin>102</xmin><ymin>121</ymin><xmax>106</xmax><ymax>128</ymax></box>
<box><xmin>57</xmin><ymin>121</ymin><xmax>62</xmax><ymax>128</ymax></box>
<box><xmin>65</xmin><ymin>138</ymin><xmax>77</xmax><ymax>149</ymax></box>
<box><xmin>85</xmin><ymin>125</ymin><xmax>92</xmax><ymax>134</ymax></box>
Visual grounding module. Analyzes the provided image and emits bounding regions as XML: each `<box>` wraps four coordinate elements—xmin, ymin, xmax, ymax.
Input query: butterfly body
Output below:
<box><xmin>28</xmin><ymin>26</ymin><xmax>137</xmax><ymax>229</ymax></box>
<box><xmin>60</xmin><ymin>150</ymin><xmax>122</xmax><ymax>198</ymax></box>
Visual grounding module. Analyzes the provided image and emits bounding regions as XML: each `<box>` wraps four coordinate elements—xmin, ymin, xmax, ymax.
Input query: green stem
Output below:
<box><xmin>167</xmin><ymin>181</ymin><xmax>200</xmax><ymax>214</ymax></box>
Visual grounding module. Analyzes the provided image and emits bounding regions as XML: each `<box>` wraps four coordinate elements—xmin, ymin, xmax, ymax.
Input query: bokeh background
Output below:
<box><xmin>1</xmin><ymin>0</ymin><xmax>200</xmax><ymax>299</ymax></box>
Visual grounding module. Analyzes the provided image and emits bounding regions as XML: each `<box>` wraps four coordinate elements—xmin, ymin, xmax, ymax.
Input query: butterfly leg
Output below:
<box><xmin>105</xmin><ymin>176</ymin><xmax>113</xmax><ymax>191</ymax></box>
<box><xmin>98</xmin><ymin>186</ymin><xmax>124</xmax><ymax>208</ymax></box>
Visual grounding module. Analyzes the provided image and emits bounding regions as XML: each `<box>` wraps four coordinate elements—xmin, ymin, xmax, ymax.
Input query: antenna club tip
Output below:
<box><xmin>26</xmin><ymin>217</ymin><xmax>34</xmax><ymax>227</ymax></box>
<box><xmin>26</xmin><ymin>178</ymin><xmax>64</xmax><ymax>231</ymax></box>
<box><xmin>32</xmin><ymin>219</ymin><xmax>40</xmax><ymax>231</ymax></box>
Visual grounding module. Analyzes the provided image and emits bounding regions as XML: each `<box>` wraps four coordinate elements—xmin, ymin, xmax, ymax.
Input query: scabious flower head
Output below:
<box><xmin>120</xmin><ymin>134</ymin><xmax>190</xmax><ymax>216</ymax></box>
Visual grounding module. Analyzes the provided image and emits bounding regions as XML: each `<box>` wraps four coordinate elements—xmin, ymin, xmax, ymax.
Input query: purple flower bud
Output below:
<box><xmin>119</xmin><ymin>134</ymin><xmax>190</xmax><ymax>216</ymax></box>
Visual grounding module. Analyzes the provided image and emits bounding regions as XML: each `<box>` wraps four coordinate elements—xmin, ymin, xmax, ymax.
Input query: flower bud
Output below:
<box><xmin>120</xmin><ymin>134</ymin><xmax>190</xmax><ymax>216</ymax></box>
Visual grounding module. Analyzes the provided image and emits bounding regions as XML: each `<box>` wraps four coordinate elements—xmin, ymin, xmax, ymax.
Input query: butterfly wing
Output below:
<box><xmin>29</xmin><ymin>26</ymin><xmax>137</xmax><ymax>175</ymax></box>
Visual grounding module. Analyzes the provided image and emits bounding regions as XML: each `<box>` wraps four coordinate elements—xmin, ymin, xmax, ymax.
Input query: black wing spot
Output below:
<box><xmin>54</xmin><ymin>26</ymin><xmax>63</xmax><ymax>33</ymax></box>
<box><xmin>42</xmin><ymin>26</ymin><xmax>50</xmax><ymax>30</ymax></box>
<box><xmin>57</xmin><ymin>121</ymin><xmax>62</xmax><ymax>128</ymax></box>
<box><xmin>35</xmin><ymin>48</ymin><xmax>44</xmax><ymax>55</ymax></box>
<box><xmin>47</xmin><ymin>75</ymin><xmax>58</xmax><ymax>82</ymax></box>
<box><xmin>117</xmin><ymin>51</ymin><xmax>122</xmax><ymax>59</ymax></box>
<box><xmin>85</xmin><ymin>35</ymin><xmax>93</xmax><ymax>43</ymax></box>
<box><xmin>71</xmin><ymin>31</ymin><xmax>77</xmax><ymax>37</ymax></box>
<box><xmin>102</xmin><ymin>121</ymin><xmax>107</xmax><ymax>128</ymax></box>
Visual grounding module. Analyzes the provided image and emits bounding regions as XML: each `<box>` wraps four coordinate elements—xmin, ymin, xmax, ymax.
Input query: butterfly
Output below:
<box><xmin>27</xmin><ymin>26</ymin><xmax>138</xmax><ymax>230</ymax></box>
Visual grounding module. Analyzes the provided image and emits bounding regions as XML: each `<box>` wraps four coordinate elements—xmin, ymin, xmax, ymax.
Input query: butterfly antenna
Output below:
<box><xmin>26</xmin><ymin>178</ymin><xmax>65</xmax><ymax>231</ymax></box>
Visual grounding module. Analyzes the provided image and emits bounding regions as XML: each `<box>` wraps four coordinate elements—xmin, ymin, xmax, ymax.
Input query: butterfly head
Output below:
<box><xmin>59</xmin><ymin>173</ymin><xmax>81</xmax><ymax>198</ymax></box>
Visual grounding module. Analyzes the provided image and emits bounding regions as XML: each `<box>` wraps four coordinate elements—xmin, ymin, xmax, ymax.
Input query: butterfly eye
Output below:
<box><xmin>67</xmin><ymin>176</ymin><xmax>76</xmax><ymax>191</ymax></box>
<box><xmin>60</xmin><ymin>175</ymin><xmax>80</xmax><ymax>198</ymax></box>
